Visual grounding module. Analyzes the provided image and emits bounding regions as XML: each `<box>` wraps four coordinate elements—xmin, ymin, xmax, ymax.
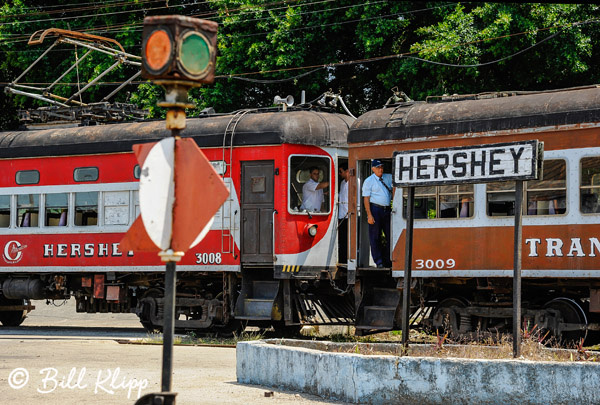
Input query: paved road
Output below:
<box><xmin>0</xmin><ymin>300</ymin><xmax>343</xmax><ymax>404</ymax></box>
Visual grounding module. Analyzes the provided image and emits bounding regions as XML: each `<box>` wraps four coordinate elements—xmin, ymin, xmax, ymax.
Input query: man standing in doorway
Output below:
<box><xmin>338</xmin><ymin>163</ymin><xmax>349</xmax><ymax>263</ymax></box>
<box><xmin>301</xmin><ymin>167</ymin><xmax>329</xmax><ymax>212</ymax></box>
<box><xmin>362</xmin><ymin>159</ymin><xmax>393</xmax><ymax>268</ymax></box>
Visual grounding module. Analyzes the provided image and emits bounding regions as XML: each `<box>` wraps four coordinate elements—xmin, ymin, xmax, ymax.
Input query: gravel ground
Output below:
<box><xmin>0</xmin><ymin>299</ymin><xmax>344</xmax><ymax>405</ymax></box>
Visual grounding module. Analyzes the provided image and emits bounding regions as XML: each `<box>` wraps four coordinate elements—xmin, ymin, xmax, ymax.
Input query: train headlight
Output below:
<box><xmin>141</xmin><ymin>15</ymin><xmax>217</xmax><ymax>84</ymax></box>
<box><xmin>306</xmin><ymin>224</ymin><xmax>318</xmax><ymax>237</ymax></box>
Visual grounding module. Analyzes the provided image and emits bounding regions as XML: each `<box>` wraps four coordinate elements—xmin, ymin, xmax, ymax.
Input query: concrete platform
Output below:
<box><xmin>237</xmin><ymin>339</ymin><xmax>600</xmax><ymax>404</ymax></box>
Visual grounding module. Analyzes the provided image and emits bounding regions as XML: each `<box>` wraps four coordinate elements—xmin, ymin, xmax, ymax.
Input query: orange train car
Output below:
<box><xmin>347</xmin><ymin>86</ymin><xmax>600</xmax><ymax>341</ymax></box>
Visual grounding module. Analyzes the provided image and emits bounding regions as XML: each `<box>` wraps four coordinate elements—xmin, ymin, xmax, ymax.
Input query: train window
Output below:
<box><xmin>133</xmin><ymin>165</ymin><xmax>141</xmax><ymax>179</ymax></box>
<box><xmin>15</xmin><ymin>170</ymin><xmax>39</xmax><ymax>185</ymax></box>
<box><xmin>17</xmin><ymin>194</ymin><xmax>39</xmax><ymax>227</ymax></box>
<box><xmin>402</xmin><ymin>185</ymin><xmax>474</xmax><ymax>219</ymax></box>
<box><xmin>45</xmin><ymin>193</ymin><xmax>68</xmax><ymax>226</ymax></box>
<box><xmin>74</xmin><ymin>192</ymin><xmax>98</xmax><ymax>226</ymax></box>
<box><xmin>487</xmin><ymin>159</ymin><xmax>566</xmax><ymax>216</ymax></box>
<box><xmin>133</xmin><ymin>190</ymin><xmax>140</xmax><ymax>218</ymax></box>
<box><xmin>73</xmin><ymin>167</ymin><xmax>99</xmax><ymax>182</ymax></box>
<box><xmin>104</xmin><ymin>191</ymin><xmax>129</xmax><ymax>225</ymax></box>
<box><xmin>0</xmin><ymin>195</ymin><xmax>9</xmax><ymax>228</ymax></box>
<box><xmin>580</xmin><ymin>157</ymin><xmax>600</xmax><ymax>214</ymax></box>
<box><xmin>210</xmin><ymin>161</ymin><xmax>226</xmax><ymax>175</ymax></box>
<box><xmin>289</xmin><ymin>155</ymin><xmax>331</xmax><ymax>215</ymax></box>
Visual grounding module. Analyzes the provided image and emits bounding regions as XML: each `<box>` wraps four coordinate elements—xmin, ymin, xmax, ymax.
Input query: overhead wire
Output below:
<box><xmin>222</xmin><ymin>18</ymin><xmax>599</xmax><ymax>83</ymax></box>
<box><xmin>0</xmin><ymin>1</ymin><xmax>201</xmax><ymax>27</ymax></box>
<box><xmin>0</xmin><ymin>6</ymin><xmax>597</xmax><ymax>88</ymax></box>
<box><xmin>0</xmin><ymin>0</ymin><xmax>322</xmax><ymax>43</ymax></box>
<box><xmin>2</xmin><ymin>17</ymin><xmax>595</xmax><ymax>87</ymax></box>
<box><xmin>0</xmin><ymin>0</ymin><xmax>163</xmax><ymax>21</ymax></box>
<box><xmin>0</xmin><ymin>1</ymin><xmax>454</xmax><ymax>47</ymax></box>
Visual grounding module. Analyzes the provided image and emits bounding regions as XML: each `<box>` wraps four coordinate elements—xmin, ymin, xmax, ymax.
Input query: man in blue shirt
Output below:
<box><xmin>362</xmin><ymin>159</ymin><xmax>393</xmax><ymax>268</ymax></box>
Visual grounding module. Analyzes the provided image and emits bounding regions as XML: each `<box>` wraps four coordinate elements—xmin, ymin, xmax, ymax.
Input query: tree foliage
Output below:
<box><xmin>0</xmin><ymin>1</ymin><xmax>599</xmax><ymax>129</ymax></box>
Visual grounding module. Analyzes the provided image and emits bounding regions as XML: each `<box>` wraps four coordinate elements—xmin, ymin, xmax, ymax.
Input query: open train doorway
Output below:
<box><xmin>356</xmin><ymin>158</ymin><xmax>393</xmax><ymax>269</ymax></box>
<box><xmin>338</xmin><ymin>158</ymin><xmax>349</xmax><ymax>264</ymax></box>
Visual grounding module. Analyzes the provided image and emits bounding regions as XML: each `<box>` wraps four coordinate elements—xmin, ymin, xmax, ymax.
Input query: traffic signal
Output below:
<box><xmin>141</xmin><ymin>15</ymin><xmax>218</xmax><ymax>84</ymax></box>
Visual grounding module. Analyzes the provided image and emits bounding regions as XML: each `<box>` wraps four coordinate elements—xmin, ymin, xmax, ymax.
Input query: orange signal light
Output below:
<box><xmin>144</xmin><ymin>29</ymin><xmax>172</xmax><ymax>73</ymax></box>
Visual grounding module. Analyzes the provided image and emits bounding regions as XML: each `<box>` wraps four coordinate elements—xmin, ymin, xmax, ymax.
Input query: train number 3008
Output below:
<box><xmin>195</xmin><ymin>253</ymin><xmax>223</xmax><ymax>264</ymax></box>
<box><xmin>415</xmin><ymin>259</ymin><xmax>456</xmax><ymax>270</ymax></box>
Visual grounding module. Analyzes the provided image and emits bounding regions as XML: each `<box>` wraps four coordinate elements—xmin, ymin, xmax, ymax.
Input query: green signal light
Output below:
<box><xmin>179</xmin><ymin>31</ymin><xmax>211</xmax><ymax>77</ymax></box>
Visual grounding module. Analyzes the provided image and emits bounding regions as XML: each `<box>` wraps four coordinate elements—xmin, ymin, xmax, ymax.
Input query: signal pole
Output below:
<box><xmin>131</xmin><ymin>16</ymin><xmax>222</xmax><ymax>405</ymax></box>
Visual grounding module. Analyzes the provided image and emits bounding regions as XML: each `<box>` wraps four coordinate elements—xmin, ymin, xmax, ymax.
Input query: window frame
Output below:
<box><xmin>73</xmin><ymin>167</ymin><xmax>99</xmax><ymax>182</ymax></box>
<box><xmin>580</xmin><ymin>156</ymin><xmax>600</xmax><ymax>215</ymax></box>
<box><xmin>0</xmin><ymin>194</ymin><xmax>10</xmax><ymax>228</ymax></box>
<box><xmin>44</xmin><ymin>192</ymin><xmax>69</xmax><ymax>227</ymax></box>
<box><xmin>15</xmin><ymin>170</ymin><xmax>40</xmax><ymax>185</ymax></box>
<box><xmin>74</xmin><ymin>191</ymin><xmax>99</xmax><ymax>227</ymax></box>
<box><xmin>402</xmin><ymin>184</ymin><xmax>475</xmax><ymax>220</ymax></box>
<box><xmin>486</xmin><ymin>158</ymin><xmax>567</xmax><ymax>218</ymax></box>
<box><xmin>287</xmin><ymin>154</ymin><xmax>332</xmax><ymax>216</ymax></box>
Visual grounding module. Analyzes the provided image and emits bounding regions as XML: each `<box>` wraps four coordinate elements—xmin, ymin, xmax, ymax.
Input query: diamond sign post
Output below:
<box><xmin>123</xmin><ymin>15</ymin><xmax>227</xmax><ymax>405</ymax></box>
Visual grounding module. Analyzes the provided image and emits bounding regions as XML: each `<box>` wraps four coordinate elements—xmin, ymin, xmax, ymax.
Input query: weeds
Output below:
<box><xmin>433</xmin><ymin>330</ymin><xmax>448</xmax><ymax>351</ymax></box>
<box><xmin>138</xmin><ymin>330</ymin><xmax>265</xmax><ymax>346</ymax></box>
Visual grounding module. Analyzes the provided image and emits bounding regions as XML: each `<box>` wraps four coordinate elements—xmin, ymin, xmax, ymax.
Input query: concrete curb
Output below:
<box><xmin>236</xmin><ymin>339</ymin><xmax>600</xmax><ymax>404</ymax></box>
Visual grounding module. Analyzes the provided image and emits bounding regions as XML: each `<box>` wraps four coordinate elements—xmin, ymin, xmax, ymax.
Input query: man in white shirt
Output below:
<box><xmin>301</xmin><ymin>167</ymin><xmax>329</xmax><ymax>212</ymax></box>
<box><xmin>362</xmin><ymin>159</ymin><xmax>393</xmax><ymax>268</ymax></box>
<box><xmin>338</xmin><ymin>163</ymin><xmax>349</xmax><ymax>262</ymax></box>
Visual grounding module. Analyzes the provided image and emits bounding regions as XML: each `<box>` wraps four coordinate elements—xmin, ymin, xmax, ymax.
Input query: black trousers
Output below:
<box><xmin>368</xmin><ymin>204</ymin><xmax>391</xmax><ymax>267</ymax></box>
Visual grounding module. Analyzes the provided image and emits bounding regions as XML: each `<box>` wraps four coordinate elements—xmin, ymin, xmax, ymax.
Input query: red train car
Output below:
<box><xmin>0</xmin><ymin>108</ymin><xmax>354</xmax><ymax>332</ymax></box>
<box><xmin>347</xmin><ymin>86</ymin><xmax>600</xmax><ymax>341</ymax></box>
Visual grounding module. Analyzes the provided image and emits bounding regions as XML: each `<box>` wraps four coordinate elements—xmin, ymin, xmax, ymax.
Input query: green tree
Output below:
<box><xmin>1</xmin><ymin>1</ymin><xmax>600</xmax><ymax>129</ymax></box>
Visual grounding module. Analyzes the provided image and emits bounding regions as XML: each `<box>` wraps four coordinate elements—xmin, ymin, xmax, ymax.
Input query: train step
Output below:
<box><xmin>252</xmin><ymin>281</ymin><xmax>279</xmax><ymax>299</ymax></box>
<box><xmin>360</xmin><ymin>306</ymin><xmax>397</xmax><ymax>328</ymax></box>
<box><xmin>235</xmin><ymin>279</ymin><xmax>281</xmax><ymax>320</ymax></box>
<box><xmin>371</xmin><ymin>287</ymin><xmax>401</xmax><ymax>307</ymax></box>
<box><xmin>238</xmin><ymin>299</ymin><xmax>275</xmax><ymax>319</ymax></box>
<box><xmin>355</xmin><ymin>288</ymin><xmax>401</xmax><ymax>333</ymax></box>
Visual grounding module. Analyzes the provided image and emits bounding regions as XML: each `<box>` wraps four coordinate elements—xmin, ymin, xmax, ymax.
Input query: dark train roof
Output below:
<box><xmin>0</xmin><ymin>109</ymin><xmax>354</xmax><ymax>158</ymax></box>
<box><xmin>348</xmin><ymin>86</ymin><xmax>600</xmax><ymax>143</ymax></box>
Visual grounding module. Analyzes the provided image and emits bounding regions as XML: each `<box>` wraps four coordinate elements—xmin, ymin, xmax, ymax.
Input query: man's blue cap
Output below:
<box><xmin>371</xmin><ymin>159</ymin><xmax>383</xmax><ymax>167</ymax></box>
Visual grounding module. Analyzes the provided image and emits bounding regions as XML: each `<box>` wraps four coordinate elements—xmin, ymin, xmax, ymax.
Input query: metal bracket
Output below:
<box><xmin>5</xmin><ymin>27</ymin><xmax>146</xmax><ymax>125</ymax></box>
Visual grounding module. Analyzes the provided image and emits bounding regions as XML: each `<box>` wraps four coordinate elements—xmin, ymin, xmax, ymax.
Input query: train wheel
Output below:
<box><xmin>137</xmin><ymin>289</ymin><xmax>162</xmax><ymax>333</ymax></box>
<box><xmin>543</xmin><ymin>297</ymin><xmax>588</xmax><ymax>344</ymax></box>
<box><xmin>431</xmin><ymin>297</ymin><xmax>470</xmax><ymax>339</ymax></box>
<box><xmin>0</xmin><ymin>296</ymin><xmax>27</xmax><ymax>327</ymax></box>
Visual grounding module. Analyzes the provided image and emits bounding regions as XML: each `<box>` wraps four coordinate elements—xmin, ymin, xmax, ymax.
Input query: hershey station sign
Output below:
<box><xmin>392</xmin><ymin>140</ymin><xmax>542</xmax><ymax>187</ymax></box>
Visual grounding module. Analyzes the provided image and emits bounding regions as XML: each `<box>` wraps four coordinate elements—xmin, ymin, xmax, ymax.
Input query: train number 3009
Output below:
<box><xmin>415</xmin><ymin>259</ymin><xmax>456</xmax><ymax>270</ymax></box>
<box><xmin>195</xmin><ymin>252</ymin><xmax>223</xmax><ymax>264</ymax></box>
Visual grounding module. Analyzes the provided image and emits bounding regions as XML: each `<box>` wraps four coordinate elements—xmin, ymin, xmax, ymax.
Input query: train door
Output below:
<box><xmin>338</xmin><ymin>157</ymin><xmax>349</xmax><ymax>263</ymax></box>
<box><xmin>241</xmin><ymin>161</ymin><xmax>274</xmax><ymax>264</ymax></box>
<box><xmin>356</xmin><ymin>158</ymin><xmax>393</xmax><ymax>268</ymax></box>
<box><xmin>357</xmin><ymin>159</ymin><xmax>373</xmax><ymax>268</ymax></box>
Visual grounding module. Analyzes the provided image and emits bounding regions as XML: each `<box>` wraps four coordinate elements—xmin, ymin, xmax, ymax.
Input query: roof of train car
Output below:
<box><xmin>348</xmin><ymin>86</ymin><xmax>600</xmax><ymax>143</ymax></box>
<box><xmin>0</xmin><ymin>109</ymin><xmax>354</xmax><ymax>158</ymax></box>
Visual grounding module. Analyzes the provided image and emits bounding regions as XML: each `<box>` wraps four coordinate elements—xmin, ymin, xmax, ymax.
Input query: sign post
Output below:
<box><xmin>393</xmin><ymin>140</ymin><xmax>542</xmax><ymax>357</ymax></box>
<box><xmin>402</xmin><ymin>186</ymin><xmax>415</xmax><ymax>350</ymax></box>
<box><xmin>513</xmin><ymin>180</ymin><xmax>524</xmax><ymax>357</ymax></box>
<box><xmin>123</xmin><ymin>15</ymin><xmax>226</xmax><ymax>405</ymax></box>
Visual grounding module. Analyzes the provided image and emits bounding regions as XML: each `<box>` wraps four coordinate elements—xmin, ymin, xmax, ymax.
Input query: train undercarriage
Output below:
<box><xmin>0</xmin><ymin>269</ymin><xmax>355</xmax><ymax>336</ymax></box>
<box><xmin>353</xmin><ymin>275</ymin><xmax>600</xmax><ymax>344</ymax></box>
<box><xmin>0</xmin><ymin>272</ymin><xmax>598</xmax><ymax>345</ymax></box>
